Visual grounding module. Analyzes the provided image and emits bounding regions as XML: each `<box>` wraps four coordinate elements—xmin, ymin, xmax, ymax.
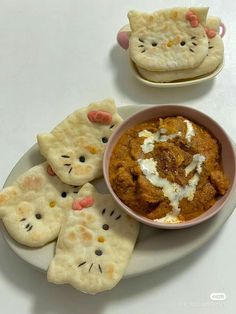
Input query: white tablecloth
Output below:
<box><xmin>0</xmin><ymin>1</ymin><xmax>235</xmax><ymax>313</ymax></box>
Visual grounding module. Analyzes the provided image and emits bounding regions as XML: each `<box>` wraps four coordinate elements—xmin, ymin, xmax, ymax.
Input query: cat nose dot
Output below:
<box><xmin>180</xmin><ymin>41</ymin><xmax>186</xmax><ymax>46</ymax></box>
<box><xmin>102</xmin><ymin>224</ymin><xmax>109</xmax><ymax>230</ymax></box>
<box><xmin>49</xmin><ymin>201</ymin><xmax>56</xmax><ymax>207</ymax></box>
<box><xmin>97</xmin><ymin>236</ymin><xmax>105</xmax><ymax>243</ymax></box>
<box><xmin>152</xmin><ymin>42</ymin><xmax>157</xmax><ymax>47</ymax></box>
<box><xmin>95</xmin><ymin>249</ymin><xmax>103</xmax><ymax>256</ymax></box>
<box><xmin>79</xmin><ymin>156</ymin><xmax>85</xmax><ymax>162</ymax></box>
<box><xmin>35</xmin><ymin>213</ymin><xmax>42</xmax><ymax>220</ymax></box>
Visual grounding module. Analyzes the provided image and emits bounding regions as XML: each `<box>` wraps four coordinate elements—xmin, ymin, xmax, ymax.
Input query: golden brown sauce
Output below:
<box><xmin>109</xmin><ymin>116</ymin><xmax>230</xmax><ymax>221</ymax></box>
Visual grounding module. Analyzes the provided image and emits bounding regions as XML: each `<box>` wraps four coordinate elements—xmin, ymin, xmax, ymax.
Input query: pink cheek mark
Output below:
<box><xmin>72</xmin><ymin>200</ymin><xmax>83</xmax><ymax>211</ymax></box>
<box><xmin>186</xmin><ymin>11</ymin><xmax>194</xmax><ymax>20</ymax></box>
<box><xmin>186</xmin><ymin>11</ymin><xmax>199</xmax><ymax>28</ymax></box>
<box><xmin>72</xmin><ymin>196</ymin><xmax>94</xmax><ymax>211</ymax></box>
<box><xmin>87</xmin><ymin>110</ymin><xmax>112</xmax><ymax>125</ymax></box>
<box><xmin>205</xmin><ymin>27</ymin><xmax>217</xmax><ymax>39</ymax></box>
<box><xmin>79</xmin><ymin>196</ymin><xmax>94</xmax><ymax>208</ymax></box>
<box><xmin>47</xmin><ymin>165</ymin><xmax>56</xmax><ymax>176</ymax></box>
<box><xmin>117</xmin><ymin>31</ymin><xmax>129</xmax><ymax>50</ymax></box>
<box><xmin>190</xmin><ymin>19</ymin><xmax>199</xmax><ymax>28</ymax></box>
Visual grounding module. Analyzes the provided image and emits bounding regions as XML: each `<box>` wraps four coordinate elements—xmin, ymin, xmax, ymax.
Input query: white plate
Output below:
<box><xmin>1</xmin><ymin>105</ymin><xmax>236</xmax><ymax>279</ymax></box>
<box><xmin>130</xmin><ymin>59</ymin><xmax>224</xmax><ymax>88</ymax></box>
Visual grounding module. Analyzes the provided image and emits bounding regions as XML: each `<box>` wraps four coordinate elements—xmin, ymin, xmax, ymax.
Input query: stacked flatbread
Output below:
<box><xmin>127</xmin><ymin>8</ymin><xmax>224</xmax><ymax>82</ymax></box>
<box><xmin>0</xmin><ymin>99</ymin><xmax>140</xmax><ymax>294</ymax></box>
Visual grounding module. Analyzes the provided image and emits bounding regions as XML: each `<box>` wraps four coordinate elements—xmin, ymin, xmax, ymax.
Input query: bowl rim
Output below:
<box><xmin>103</xmin><ymin>104</ymin><xmax>236</xmax><ymax>229</ymax></box>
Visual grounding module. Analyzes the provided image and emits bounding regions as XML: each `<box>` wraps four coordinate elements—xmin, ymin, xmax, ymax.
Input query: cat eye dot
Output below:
<box><xmin>102</xmin><ymin>224</ymin><xmax>109</xmax><ymax>230</ymax></box>
<box><xmin>79</xmin><ymin>156</ymin><xmax>85</xmax><ymax>162</ymax></box>
<box><xmin>180</xmin><ymin>41</ymin><xmax>186</xmax><ymax>46</ymax></box>
<box><xmin>61</xmin><ymin>192</ymin><xmax>67</xmax><ymax>198</ymax></box>
<box><xmin>102</xmin><ymin>137</ymin><xmax>108</xmax><ymax>143</ymax></box>
<box><xmin>95</xmin><ymin>249</ymin><xmax>103</xmax><ymax>256</ymax></box>
<box><xmin>152</xmin><ymin>42</ymin><xmax>157</xmax><ymax>47</ymax></box>
<box><xmin>35</xmin><ymin>213</ymin><xmax>42</xmax><ymax>220</ymax></box>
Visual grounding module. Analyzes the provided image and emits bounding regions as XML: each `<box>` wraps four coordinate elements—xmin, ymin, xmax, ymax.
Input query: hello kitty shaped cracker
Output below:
<box><xmin>37</xmin><ymin>99</ymin><xmax>123</xmax><ymax>186</ymax></box>
<box><xmin>137</xmin><ymin>16</ymin><xmax>224</xmax><ymax>82</ymax></box>
<box><xmin>128</xmin><ymin>7</ymin><xmax>209</xmax><ymax>71</ymax></box>
<box><xmin>47</xmin><ymin>183</ymin><xmax>139</xmax><ymax>294</ymax></box>
<box><xmin>0</xmin><ymin>163</ymin><xmax>78</xmax><ymax>247</ymax></box>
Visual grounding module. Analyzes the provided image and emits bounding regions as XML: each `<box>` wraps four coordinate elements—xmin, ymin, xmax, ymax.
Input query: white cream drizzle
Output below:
<box><xmin>137</xmin><ymin>155</ymin><xmax>205</xmax><ymax>215</ymax></box>
<box><xmin>139</xmin><ymin>119</ymin><xmax>195</xmax><ymax>155</ymax></box>
<box><xmin>185</xmin><ymin>154</ymin><xmax>206</xmax><ymax>176</ymax></box>
<box><xmin>138</xmin><ymin>129</ymin><xmax>182</xmax><ymax>154</ymax></box>
<box><xmin>184</xmin><ymin>119</ymin><xmax>195</xmax><ymax>143</ymax></box>
<box><xmin>155</xmin><ymin>213</ymin><xmax>182</xmax><ymax>224</ymax></box>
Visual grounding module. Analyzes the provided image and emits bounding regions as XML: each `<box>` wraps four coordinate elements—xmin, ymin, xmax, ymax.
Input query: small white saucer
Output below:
<box><xmin>129</xmin><ymin>59</ymin><xmax>224</xmax><ymax>88</ymax></box>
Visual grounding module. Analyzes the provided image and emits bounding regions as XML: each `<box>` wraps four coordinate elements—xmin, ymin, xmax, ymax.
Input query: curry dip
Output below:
<box><xmin>109</xmin><ymin>116</ymin><xmax>229</xmax><ymax>222</ymax></box>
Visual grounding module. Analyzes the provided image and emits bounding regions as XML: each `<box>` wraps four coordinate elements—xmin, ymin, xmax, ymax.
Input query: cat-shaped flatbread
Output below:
<box><xmin>128</xmin><ymin>7</ymin><xmax>209</xmax><ymax>71</ymax></box>
<box><xmin>137</xmin><ymin>16</ymin><xmax>223</xmax><ymax>82</ymax></box>
<box><xmin>47</xmin><ymin>183</ymin><xmax>140</xmax><ymax>294</ymax></box>
<box><xmin>0</xmin><ymin>163</ymin><xmax>78</xmax><ymax>247</ymax></box>
<box><xmin>37</xmin><ymin>99</ymin><xmax>123</xmax><ymax>186</ymax></box>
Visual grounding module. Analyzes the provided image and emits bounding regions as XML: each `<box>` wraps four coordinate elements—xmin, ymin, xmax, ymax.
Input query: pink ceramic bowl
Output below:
<box><xmin>103</xmin><ymin>105</ymin><xmax>236</xmax><ymax>229</ymax></box>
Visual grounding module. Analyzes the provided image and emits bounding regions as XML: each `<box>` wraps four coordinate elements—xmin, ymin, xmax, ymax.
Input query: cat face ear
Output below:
<box><xmin>0</xmin><ymin>186</ymin><xmax>20</xmax><ymax>217</ymax></box>
<box><xmin>206</xmin><ymin>16</ymin><xmax>221</xmax><ymax>32</ymax></box>
<box><xmin>189</xmin><ymin>7</ymin><xmax>209</xmax><ymax>26</ymax></box>
<box><xmin>87</xmin><ymin>99</ymin><xmax>116</xmax><ymax>115</ymax></box>
<box><xmin>128</xmin><ymin>11</ymin><xmax>152</xmax><ymax>31</ymax></box>
<box><xmin>37</xmin><ymin>133</ymin><xmax>55</xmax><ymax>154</ymax></box>
<box><xmin>78</xmin><ymin>183</ymin><xmax>97</xmax><ymax>197</ymax></box>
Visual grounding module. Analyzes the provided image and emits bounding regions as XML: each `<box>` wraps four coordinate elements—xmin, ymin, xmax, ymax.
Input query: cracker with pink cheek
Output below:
<box><xmin>47</xmin><ymin>183</ymin><xmax>140</xmax><ymax>294</ymax></box>
<box><xmin>136</xmin><ymin>16</ymin><xmax>224</xmax><ymax>82</ymax></box>
<box><xmin>0</xmin><ymin>163</ymin><xmax>78</xmax><ymax>247</ymax></box>
<box><xmin>37</xmin><ymin>99</ymin><xmax>123</xmax><ymax>186</ymax></box>
<box><xmin>128</xmin><ymin>7</ymin><xmax>209</xmax><ymax>71</ymax></box>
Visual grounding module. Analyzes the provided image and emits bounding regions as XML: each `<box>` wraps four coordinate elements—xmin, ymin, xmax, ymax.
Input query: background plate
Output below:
<box><xmin>130</xmin><ymin>59</ymin><xmax>224</xmax><ymax>88</ymax></box>
<box><xmin>1</xmin><ymin>104</ymin><xmax>236</xmax><ymax>278</ymax></box>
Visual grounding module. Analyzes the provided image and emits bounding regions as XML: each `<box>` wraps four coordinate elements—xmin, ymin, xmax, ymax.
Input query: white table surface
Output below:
<box><xmin>0</xmin><ymin>0</ymin><xmax>235</xmax><ymax>313</ymax></box>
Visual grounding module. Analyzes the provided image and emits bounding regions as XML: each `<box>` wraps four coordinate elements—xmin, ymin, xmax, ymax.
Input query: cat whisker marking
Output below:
<box><xmin>102</xmin><ymin>208</ymin><xmax>106</xmax><ymax>215</ymax></box>
<box><xmin>64</xmin><ymin>163</ymin><xmax>71</xmax><ymax>166</ymax></box>
<box><xmin>141</xmin><ymin>49</ymin><xmax>146</xmax><ymax>53</ymax></box>
<box><xmin>27</xmin><ymin>225</ymin><xmax>33</xmax><ymax>232</ymax></box>
<box><xmin>89</xmin><ymin>263</ymin><xmax>93</xmax><ymax>272</ymax></box>
<box><xmin>68</xmin><ymin>167</ymin><xmax>73</xmax><ymax>174</ymax></box>
<box><xmin>139</xmin><ymin>38</ymin><xmax>144</xmax><ymax>43</ymax></box>
<box><xmin>189</xmin><ymin>48</ymin><xmax>194</xmax><ymax>53</ymax></box>
<box><xmin>20</xmin><ymin>218</ymin><xmax>26</xmax><ymax>222</ymax></box>
<box><xmin>78</xmin><ymin>261</ymin><xmax>87</xmax><ymax>267</ymax></box>
<box><xmin>191</xmin><ymin>36</ymin><xmax>196</xmax><ymax>39</ymax></box>
<box><xmin>115</xmin><ymin>214</ymin><xmax>121</xmax><ymax>220</ymax></box>
<box><xmin>61</xmin><ymin>155</ymin><xmax>70</xmax><ymax>158</ymax></box>
<box><xmin>138</xmin><ymin>45</ymin><xmax>144</xmax><ymax>47</ymax></box>
<box><xmin>110</xmin><ymin>210</ymin><xmax>114</xmax><ymax>216</ymax></box>
<box><xmin>98</xmin><ymin>264</ymin><xmax>103</xmax><ymax>273</ymax></box>
<box><xmin>25</xmin><ymin>223</ymin><xmax>30</xmax><ymax>229</ymax></box>
<box><xmin>209</xmin><ymin>46</ymin><xmax>213</xmax><ymax>49</ymax></box>
<box><xmin>192</xmin><ymin>42</ymin><xmax>197</xmax><ymax>46</ymax></box>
